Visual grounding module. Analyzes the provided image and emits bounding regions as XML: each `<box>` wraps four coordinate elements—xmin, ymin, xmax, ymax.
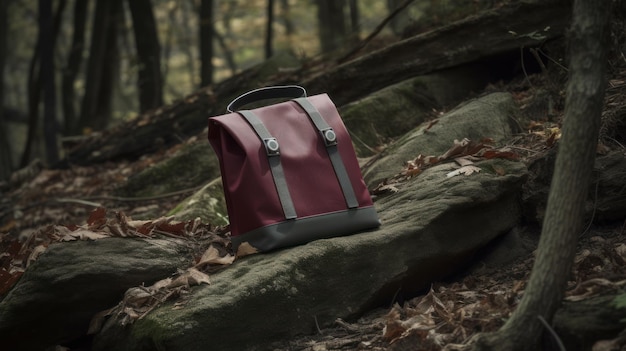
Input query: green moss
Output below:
<box><xmin>613</xmin><ymin>294</ymin><xmax>626</xmax><ymax>322</ymax></box>
<box><xmin>116</xmin><ymin>142</ymin><xmax>220</xmax><ymax>198</ymax></box>
<box><xmin>167</xmin><ymin>178</ymin><xmax>229</xmax><ymax>225</ymax></box>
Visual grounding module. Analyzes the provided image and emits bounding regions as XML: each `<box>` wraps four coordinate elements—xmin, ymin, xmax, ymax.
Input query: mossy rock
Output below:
<box><xmin>168</xmin><ymin>177</ymin><xmax>228</xmax><ymax>225</ymax></box>
<box><xmin>340</xmin><ymin>64</ymin><xmax>495</xmax><ymax>157</ymax></box>
<box><xmin>362</xmin><ymin>92</ymin><xmax>520</xmax><ymax>186</ymax></box>
<box><xmin>116</xmin><ymin>142</ymin><xmax>220</xmax><ymax>198</ymax></box>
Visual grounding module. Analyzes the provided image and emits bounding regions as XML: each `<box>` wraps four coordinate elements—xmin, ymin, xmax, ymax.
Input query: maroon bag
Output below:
<box><xmin>208</xmin><ymin>86</ymin><xmax>380</xmax><ymax>252</ymax></box>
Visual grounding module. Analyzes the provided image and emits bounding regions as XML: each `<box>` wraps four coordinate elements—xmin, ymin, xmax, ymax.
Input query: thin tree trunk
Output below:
<box><xmin>78</xmin><ymin>0</ymin><xmax>121</xmax><ymax>132</ymax></box>
<box><xmin>0</xmin><ymin>0</ymin><xmax>11</xmax><ymax>180</ymax></box>
<box><xmin>180</xmin><ymin>1</ymin><xmax>196</xmax><ymax>89</ymax></box>
<box><xmin>214</xmin><ymin>28</ymin><xmax>237</xmax><ymax>76</ymax></box>
<box><xmin>265</xmin><ymin>0</ymin><xmax>274</xmax><ymax>59</ymax></box>
<box><xmin>62</xmin><ymin>0</ymin><xmax>88</xmax><ymax>135</ymax></box>
<box><xmin>39</xmin><ymin>0</ymin><xmax>59</xmax><ymax>165</ymax></box>
<box><xmin>316</xmin><ymin>0</ymin><xmax>347</xmax><ymax>53</ymax></box>
<box><xmin>199</xmin><ymin>0</ymin><xmax>214</xmax><ymax>87</ymax></box>
<box><xmin>387</xmin><ymin>0</ymin><xmax>411</xmax><ymax>35</ymax></box>
<box><xmin>128</xmin><ymin>0</ymin><xmax>163</xmax><ymax>113</ymax></box>
<box><xmin>279</xmin><ymin>0</ymin><xmax>294</xmax><ymax>37</ymax></box>
<box><xmin>348</xmin><ymin>0</ymin><xmax>358</xmax><ymax>35</ymax></box>
<box><xmin>94</xmin><ymin>0</ymin><xmax>121</xmax><ymax>130</ymax></box>
<box><xmin>21</xmin><ymin>0</ymin><xmax>66</xmax><ymax>167</ymax></box>
<box><xmin>471</xmin><ymin>1</ymin><xmax>611</xmax><ymax>349</ymax></box>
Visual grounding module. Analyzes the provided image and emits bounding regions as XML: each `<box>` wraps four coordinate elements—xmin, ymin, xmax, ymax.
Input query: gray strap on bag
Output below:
<box><xmin>238</xmin><ymin>110</ymin><xmax>297</xmax><ymax>220</ymax></box>
<box><xmin>293</xmin><ymin>98</ymin><xmax>359</xmax><ymax>209</ymax></box>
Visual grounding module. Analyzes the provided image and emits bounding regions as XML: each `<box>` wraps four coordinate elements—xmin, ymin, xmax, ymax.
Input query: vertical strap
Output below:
<box><xmin>238</xmin><ymin>110</ymin><xmax>297</xmax><ymax>220</ymax></box>
<box><xmin>293</xmin><ymin>98</ymin><xmax>359</xmax><ymax>209</ymax></box>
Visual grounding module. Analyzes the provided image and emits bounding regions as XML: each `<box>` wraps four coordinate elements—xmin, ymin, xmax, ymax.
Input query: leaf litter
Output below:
<box><xmin>0</xmin><ymin>206</ymin><xmax>237</xmax><ymax>331</ymax></box>
<box><xmin>371</xmin><ymin>138</ymin><xmax>520</xmax><ymax>195</ymax></box>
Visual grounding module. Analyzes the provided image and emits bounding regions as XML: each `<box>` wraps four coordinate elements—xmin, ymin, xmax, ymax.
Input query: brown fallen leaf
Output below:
<box><xmin>446</xmin><ymin>165</ymin><xmax>481</xmax><ymax>178</ymax></box>
<box><xmin>60</xmin><ymin>228</ymin><xmax>109</xmax><ymax>242</ymax></box>
<box><xmin>167</xmin><ymin>267</ymin><xmax>211</xmax><ymax>288</ymax></box>
<box><xmin>196</xmin><ymin>245</ymin><xmax>235</xmax><ymax>267</ymax></box>
<box><xmin>236</xmin><ymin>242</ymin><xmax>259</xmax><ymax>258</ymax></box>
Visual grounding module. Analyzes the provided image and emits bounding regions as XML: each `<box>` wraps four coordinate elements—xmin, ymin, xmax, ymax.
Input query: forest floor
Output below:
<box><xmin>269</xmin><ymin>222</ymin><xmax>626</xmax><ymax>351</ymax></box>
<box><xmin>1</xmin><ymin>69</ymin><xmax>626</xmax><ymax>350</ymax></box>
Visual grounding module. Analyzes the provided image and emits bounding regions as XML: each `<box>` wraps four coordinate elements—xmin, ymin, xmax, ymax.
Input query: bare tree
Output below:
<box><xmin>62</xmin><ymin>0</ymin><xmax>88</xmax><ymax>135</ymax></box>
<box><xmin>21</xmin><ymin>0</ymin><xmax>66</xmax><ymax>167</ymax></box>
<box><xmin>200</xmin><ymin>0</ymin><xmax>214</xmax><ymax>87</ymax></box>
<box><xmin>315</xmin><ymin>0</ymin><xmax>347</xmax><ymax>53</ymax></box>
<box><xmin>471</xmin><ymin>1</ymin><xmax>611</xmax><ymax>349</ymax></box>
<box><xmin>0</xmin><ymin>0</ymin><xmax>10</xmax><ymax>180</ymax></box>
<box><xmin>279</xmin><ymin>0</ymin><xmax>294</xmax><ymax>37</ymax></box>
<box><xmin>128</xmin><ymin>0</ymin><xmax>163</xmax><ymax>113</ymax></box>
<box><xmin>39</xmin><ymin>0</ymin><xmax>59</xmax><ymax>165</ymax></box>
<box><xmin>265</xmin><ymin>0</ymin><xmax>274</xmax><ymax>59</ymax></box>
<box><xmin>78</xmin><ymin>0</ymin><xmax>122</xmax><ymax>132</ymax></box>
<box><xmin>348</xmin><ymin>0</ymin><xmax>359</xmax><ymax>35</ymax></box>
<box><xmin>387</xmin><ymin>0</ymin><xmax>411</xmax><ymax>36</ymax></box>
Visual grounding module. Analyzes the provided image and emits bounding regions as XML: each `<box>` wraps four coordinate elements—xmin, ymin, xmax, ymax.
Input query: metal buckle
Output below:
<box><xmin>321</xmin><ymin>128</ymin><xmax>337</xmax><ymax>146</ymax></box>
<box><xmin>263</xmin><ymin>138</ymin><xmax>280</xmax><ymax>156</ymax></box>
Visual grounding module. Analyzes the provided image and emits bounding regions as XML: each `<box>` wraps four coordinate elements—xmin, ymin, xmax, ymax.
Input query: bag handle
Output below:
<box><xmin>227</xmin><ymin>85</ymin><xmax>307</xmax><ymax>112</ymax></box>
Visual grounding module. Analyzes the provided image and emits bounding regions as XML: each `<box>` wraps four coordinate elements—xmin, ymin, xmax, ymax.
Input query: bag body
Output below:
<box><xmin>208</xmin><ymin>86</ymin><xmax>380</xmax><ymax>252</ymax></box>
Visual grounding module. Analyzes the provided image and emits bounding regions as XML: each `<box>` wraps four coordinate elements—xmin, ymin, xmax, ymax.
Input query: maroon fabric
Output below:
<box><xmin>208</xmin><ymin>94</ymin><xmax>374</xmax><ymax>237</ymax></box>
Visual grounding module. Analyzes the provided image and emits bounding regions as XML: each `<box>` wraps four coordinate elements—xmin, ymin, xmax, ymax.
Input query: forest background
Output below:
<box><xmin>0</xmin><ymin>0</ymin><xmax>495</xmax><ymax>181</ymax></box>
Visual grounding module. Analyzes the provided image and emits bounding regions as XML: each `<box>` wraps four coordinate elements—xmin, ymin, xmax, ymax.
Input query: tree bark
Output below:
<box><xmin>21</xmin><ymin>0</ymin><xmax>66</xmax><ymax>167</ymax></box>
<box><xmin>348</xmin><ymin>0</ymin><xmax>359</xmax><ymax>35</ymax></box>
<box><xmin>265</xmin><ymin>0</ymin><xmax>274</xmax><ymax>59</ymax></box>
<box><xmin>39</xmin><ymin>0</ymin><xmax>59</xmax><ymax>166</ymax></box>
<box><xmin>279</xmin><ymin>0</ymin><xmax>294</xmax><ymax>37</ymax></box>
<box><xmin>0</xmin><ymin>0</ymin><xmax>10</xmax><ymax>180</ymax></box>
<box><xmin>62</xmin><ymin>0</ymin><xmax>88</xmax><ymax>135</ymax></box>
<box><xmin>387</xmin><ymin>0</ymin><xmax>411</xmax><ymax>35</ymax></box>
<box><xmin>471</xmin><ymin>1</ymin><xmax>611</xmax><ymax>350</ymax></box>
<box><xmin>316</xmin><ymin>0</ymin><xmax>347</xmax><ymax>53</ymax></box>
<box><xmin>78</xmin><ymin>0</ymin><xmax>122</xmax><ymax>132</ymax></box>
<box><xmin>128</xmin><ymin>0</ymin><xmax>163</xmax><ymax>113</ymax></box>
<box><xmin>199</xmin><ymin>0</ymin><xmax>214</xmax><ymax>87</ymax></box>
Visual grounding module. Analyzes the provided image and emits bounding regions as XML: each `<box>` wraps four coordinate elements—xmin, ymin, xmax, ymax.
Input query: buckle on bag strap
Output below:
<box><xmin>293</xmin><ymin>98</ymin><xmax>358</xmax><ymax>209</ymax></box>
<box><xmin>238</xmin><ymin>110</ymin><xmax>297</xmax><ymax>220</ymax></box>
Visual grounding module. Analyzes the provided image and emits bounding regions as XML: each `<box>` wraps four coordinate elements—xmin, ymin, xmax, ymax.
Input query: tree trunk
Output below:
<box><xmin>316</xmin><ymin>0</ymin><xmax>347</xmax><ymax>53</ymax></box>
<box><xmin>62</xmin><ymin>0</ymin><xmax>88</xmax><ymax>135</ymax></box>
<box><xmin>214</xmin><ymin>28</ymin><xmax>237</xmax><ymax>76</ymax></box>
<box><xmin>471</xmin><ymin>1</ymin><xmax>611</xmax><ymax>349</ymax></box>
<box><xmin>0</xmin><ymin>0</ymin><xmax>10</xmax><ymax>180</ymax></box>
<box><xmin>78</xmin><ymin>0</ymin><xmax>122</xmax><ymax>132</ymax></box>
<box><xmin>21</xmin><ymin>0</ymin><xmax>66</xmax><ymax>167</ymax></box>
<box><xmin>265</xmin><ymin>0</ymin><xmax>274</xmax><ymax>59</ymax></box>
<box><xmin>180</xmin><ymin>1</ymin><xmax>197</xmax><ymax>89</ymax></box>
<box><xmin>348</xmin><ymin>0</ymin><xmax>359</xmax><ymax>35</ymax></box>
<box><xmin>279</xmin><ymin>0</ymin><xmax>294</xmax><ymax>37</ymax></box>
<box><xmin>39</xmin><ymin>0</ymin><xmax>59</xmax><ymax>166</ymax></box>
<box><xmin>387</xmin><ymin>0</ymin><xmax>411</xmax><ymax>36</ymax></box>
<box><xmin>128</xmin><ymin>0</ymin><xmax>163</xmax><ymax>113</ymax></box>
<box><xmin>199</xmin><ymin>0</ymin><xmax>214</xmax><ymax>87</ymax></box>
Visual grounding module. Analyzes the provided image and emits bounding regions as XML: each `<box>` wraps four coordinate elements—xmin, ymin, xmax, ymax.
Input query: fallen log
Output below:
<box><xmin>304</xmin><ymin>0</ymin><xmax>572</xmax><ymax>105</ymax></box>
<box><xmin>65</xmin><ymin>1</ymin><xmax>571</xmax><ymax>165</ymax></box>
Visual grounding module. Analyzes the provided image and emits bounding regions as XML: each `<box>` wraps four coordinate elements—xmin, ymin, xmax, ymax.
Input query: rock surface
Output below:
<box><xmin>168</xmin><ymin>177</ymin><xmax>228</xmax><ymax>225</ymax></box>
<box><xmin>340</xmin><ymin>64</ymin><xmax>494</xmax><ymax>157</ymax></box>
<box><xmin>0</xmin><ymin>238</ymin><xmax>192</xmax><ymax>351</ymax></box>
<box><xmin>93</xmin><ymin>157</ymin><xmax>527</xmax><ymax>351</ymax></box>
<box><xmin>362</xmin><ymin>92</ymin><xmax>519</xmax><ymax>186</ymax></box>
